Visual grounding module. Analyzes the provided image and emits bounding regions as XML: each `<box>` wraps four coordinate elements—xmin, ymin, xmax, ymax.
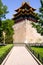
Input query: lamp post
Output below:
<box><xmin>3</xmin><ymin>32</ymin><xmax>6</xmax><ymax>44</ymax></box>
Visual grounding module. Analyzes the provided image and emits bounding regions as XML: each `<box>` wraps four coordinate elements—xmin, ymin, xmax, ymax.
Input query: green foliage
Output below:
<box><xmin>0</xmin><ymin>0</ymin><xmax>14</xmax><ymax>44</ymax></box>
<box><xmin>2</xmin><ymin>19</ymin><xmax>14</xmax><ymax>35</ymax></box>
<box><xmin>32</xmin><ymin>22</ymin><xmax>43</xmax><ymax>35</ymax></box>
<box><xmin>2</xmin><ymin>19</ymin><xmax>14</xmax><ymax>44</ymax></box>
<box><xmin>0</xmin><ymin>44</ymin><xmax>13</xmax><ymax>64</ymax></box>
<box><xmin>0</xmin><ymin>0</ymin><xmax>8</xmax><ymax>43</ymax></box>
<box><xmin>5</xmin><ymin>35</ymin><xmax>13</xmax><ymax>44</ymax></box>
<box><xmin>37</xmin><ymin>0</ymin><xmax>43</xmax><ymax>35</ymax></box>
<box><xmin>31</xmin><ymin>47</ymin><xmax>43</xmax><ymax>57</ymax></box>
<box><xmin>40</xmin><ymin>0</ymin><xmax>43</xmax><ymax>7</ymax></box>
<box><xmin>31</xmin><ymin>47</ymin><xmax>43</xmax><ymax>63</ymax></box>
<box><xmin>35</xmin><ymin>13</ymin><xmax>40</xmax><ymax>20</ymax></box>
<box><xmin>0</xmin><ymin>0</ymin><xmax>8</xmax><ymax>19</ymax></box>
<box><xmin>32</xmin><ymin>0</ymin><xmax>43</xmax><ymax>35</ymax></box>
<box><xmin>39</xmin><ymin>0</ymin><xmax>43</xmax><ymax>24</ymax></box>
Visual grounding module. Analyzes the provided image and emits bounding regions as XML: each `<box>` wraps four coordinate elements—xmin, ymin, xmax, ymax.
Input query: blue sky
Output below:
<box><xmin>2</xmin><ymin>0</ymin><xmax>41</xmax><ymax>19</ymax></box>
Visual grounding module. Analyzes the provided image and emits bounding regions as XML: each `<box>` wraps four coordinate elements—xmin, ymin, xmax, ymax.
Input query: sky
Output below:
<box><xmin>2</xmin><ymin>0</ymin><xmax>41</xmax><ymax>19</ymax></box>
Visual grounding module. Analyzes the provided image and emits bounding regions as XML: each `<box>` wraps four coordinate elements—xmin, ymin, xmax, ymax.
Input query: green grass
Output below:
<box><xmin>31</xmin><ymin>46</ymin><xmax>43</xmax><ymax>64</ymax></box>
<box><xmin>31</xmin><ymin>47</ymin><xmax>43</xmax><ymax>57</ymax></box>
<box><xmin>0</xmin><ymin>44</ymin><xmax>13</xmax><ymax>64</ymax></box>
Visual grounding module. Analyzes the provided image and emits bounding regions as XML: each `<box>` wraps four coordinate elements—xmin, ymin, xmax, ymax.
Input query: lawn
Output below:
<box><xmin>31</xmin><ymin>47</ymin><xmax>43</xmax><ymax>57</ymax></box>
<box><xmin>31</xmin><ymin>46</ymin><xmax>43</xmax><ymax>64</ymax></box>
<box><xmin>0</xmin><ymin>44</ymin><xmax>13</xmax><ymax>64</ymax></box>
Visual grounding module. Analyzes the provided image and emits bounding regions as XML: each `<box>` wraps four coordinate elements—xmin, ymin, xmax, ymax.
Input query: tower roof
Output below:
<box><xmin>12</xmin><ymin>2</ymin><xmax>38</xmax><ymax>23</ymax></box>
<box><xmin>15</xmin><ymin>2</ymin><xmax>36</xmax><ymax>12</ymax></box>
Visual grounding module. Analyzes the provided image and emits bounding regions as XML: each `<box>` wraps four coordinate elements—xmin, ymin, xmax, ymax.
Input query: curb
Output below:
<box><xmin>1</xmin><ymin>44</ymin><xmax>42</xmax><ymax>65</ymax></box>
<box><xmin>25</xmin><ymin>45</ymin><xmax>42</xmax><ymax>65</ymax></box>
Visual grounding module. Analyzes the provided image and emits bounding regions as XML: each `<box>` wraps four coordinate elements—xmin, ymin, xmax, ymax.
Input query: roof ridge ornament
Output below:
<box><xmin>22</xmin><ymin>1</ymin><xmax>30</xmax><ymax>5</ymax></box>
<box><xmin>22</xmin><ymin>2</ymin><xmax>25</xmax><ymax>5</ymax></box>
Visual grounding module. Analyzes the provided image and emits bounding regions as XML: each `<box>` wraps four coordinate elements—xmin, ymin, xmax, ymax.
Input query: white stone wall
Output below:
<box><xmin>13</xmin><ymin>21</ymin><xmax>26</xmax><ymax>43</ymax></box>
<box><xmin>13</xmin><ymin>19</ymin><xmax>43</xmax><ymax>43</ymax></box>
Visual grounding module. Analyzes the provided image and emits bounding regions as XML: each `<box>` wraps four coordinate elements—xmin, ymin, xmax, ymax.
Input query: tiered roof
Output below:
<box><xmin>12</xmin><ymin>2</ymin><xmax>37</xmax><ymax>23</ymax></box>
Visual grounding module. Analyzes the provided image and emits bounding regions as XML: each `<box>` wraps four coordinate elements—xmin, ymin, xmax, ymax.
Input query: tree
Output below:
<box><xmin>39</xmin><ymin>0</ymin><xmax>43</xmax><ymax>25</ymax></box>
<box><xmin>2</xmin><ymin>19</ymin><xmax>14</xmax><ymax>44</ymax></box>
<box><xmin>0</xmin><ymin>0</ymin><xmax>8</xmax><ymax>43</ymax></box>
<box><xmin>38</xmin><ymin>0</ymin><xmax>43</xmax><ymax>35</ymax></box>
<box><xmin>2</xmin><ymin>19</ymin><xmax>14</xmax><ymax>35</ymax></box>
<box><xmin>32</xmin><ymin>0</ymin><xmax>43</xmax><ymax>35</ymax></box>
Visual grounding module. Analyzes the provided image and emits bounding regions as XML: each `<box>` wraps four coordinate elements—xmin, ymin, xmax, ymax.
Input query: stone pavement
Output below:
<box><xmin>2</xmin><ymin>46</ymin><xmax>38</xmax><ymax>65</ymax></box>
